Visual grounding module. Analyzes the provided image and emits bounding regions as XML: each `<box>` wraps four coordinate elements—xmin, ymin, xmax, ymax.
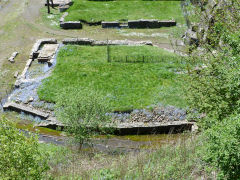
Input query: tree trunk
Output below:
<box><xmin>50</xmin><ymin>0</ymin><xmax>54</xmax><ymax>8</ymax></box>
<box><xmin>47</xmin><ymin>0</ymin><xmax>50</xmax><ymax>14</ymax></box>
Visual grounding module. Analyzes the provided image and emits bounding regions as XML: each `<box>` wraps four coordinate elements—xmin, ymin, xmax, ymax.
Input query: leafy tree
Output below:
<box><xmin>0</xmin><ymin>116</ymin><xmax>49</xmax><ymax>179</ymax></box>
<box><xmin>185</xmin><ymin>1</ymin><xmax>240</xmax><ymax>178</ymax></box>
<box><xmin>186</xmin><ymin>0</ymin><xmax>240</xmax><ymax>125</ymax></box>
<box><xmin>55</xmin><ymin>87</ymin><xmax>113</xmax><ymax>149</ymax></box>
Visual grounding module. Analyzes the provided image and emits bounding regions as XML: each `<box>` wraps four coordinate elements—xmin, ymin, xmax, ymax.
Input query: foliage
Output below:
<box><xmin>55</xmin><ymin>87</ymin><xmax>113</xmax><ymax>148</ymax></box>
<box><xmin>186</xmin><ymin>0</ymin><xmax>240</xmax><ymax>124</ymax></box>
<box><xmin>199</xmin><ymin>115</ymin><xmax>240</xmax><ymax>179</ymax></box>
<box><xmin>38</xmin><ymin>45</ymin><xmax>187</xmax><ymax>111</ymax></box>
<box><xmin>185</xmin><ymin>0</ymin><xmax>240</xmax><ymax>178</ymax></box>
<box><xmin>65</xmin><ymin>0</ymin><xmax>185</xmax><ymax>23</ymax></box>
<box><xmin>0</xmin><ymin>116</ymin><xmax>49</xmax><ymax>179</ymax></box>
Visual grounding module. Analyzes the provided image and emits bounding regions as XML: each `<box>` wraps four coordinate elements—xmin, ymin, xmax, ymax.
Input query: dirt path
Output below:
<box><xmin>0</xmin><ymin>0</ymin><xmax>73</xmax><ymax>67</ymax></box>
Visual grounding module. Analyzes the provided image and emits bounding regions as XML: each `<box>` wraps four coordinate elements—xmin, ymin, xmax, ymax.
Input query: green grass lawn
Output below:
<box><xmin>38</xmin><ymin>45</ymin><xmax>186</xmax><ymax>111</ymax></box>
<box><xmin>65</xmin><ymin>0</ymin><xmax>185</xmax><ymax>24</ymax></box>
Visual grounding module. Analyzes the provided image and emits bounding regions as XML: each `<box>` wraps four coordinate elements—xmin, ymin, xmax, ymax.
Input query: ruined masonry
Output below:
<box><xmin>3</xmin><ymin>38</ymin><xmax>196</xmax><ymax>134</ymax></box>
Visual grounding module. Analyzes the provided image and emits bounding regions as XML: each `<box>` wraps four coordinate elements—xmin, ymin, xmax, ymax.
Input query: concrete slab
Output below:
<box><xmin>36</xmin><ymin>117</ymin><xmax>195</xmax><ymax>135</ymax></box>
<box><xmin>29</xmin><ymin>38</ymin><xmax>57</xmax><ymax>59</ymax></box>
<box><xmin>115</xmin><ymin>121</ymin><xmax>194</xmax><ymax>135</ymax></box>
<box><xmin>3</xmin><ymin>102</ymin><xmax>49</xmax><ymax>119</ymax></box>
<box><xmin>38</xmin><ymin>44</ymin><xmax>59</xmax><ymax>62</ymax></box>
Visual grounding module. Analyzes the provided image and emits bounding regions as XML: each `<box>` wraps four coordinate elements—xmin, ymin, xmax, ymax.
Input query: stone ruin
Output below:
<box><xmin>3</xmin><ymin>38</ymin><xmax>197</xmax><ymax>135</ymax></box>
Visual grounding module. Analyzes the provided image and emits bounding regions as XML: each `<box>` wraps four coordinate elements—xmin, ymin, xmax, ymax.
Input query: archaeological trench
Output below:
<box><xmin>1</xmin><ymin>0</ymin><xmax>198</xmax><ymax>141</ymax></box>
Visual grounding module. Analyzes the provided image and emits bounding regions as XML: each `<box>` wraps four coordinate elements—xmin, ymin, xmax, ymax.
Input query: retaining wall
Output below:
<box><xmin>60</xmin><ymin>12</ymin><xmax>82</xmax><ymax>29</ymax></box>
<box><xmin>128</xmin><ymin>20</ymin><xmax>177</xmax><ymax>29</ymax></box>
<box><xmin>62</xmin><ymin>38</ymin><xmax>153</xmax><ymax>46</ymax></box>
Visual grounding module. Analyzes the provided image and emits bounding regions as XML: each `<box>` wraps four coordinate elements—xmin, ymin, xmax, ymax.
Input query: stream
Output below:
<box><xmin>17</xmin><ymin>118</ymin><xmax>185</xmax><ymax>153</ymax></box>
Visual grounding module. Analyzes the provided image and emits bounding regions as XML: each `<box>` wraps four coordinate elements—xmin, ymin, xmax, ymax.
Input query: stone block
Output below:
<box><xmin>140</xmin><ymin>19</ymin><xmax>160</xmax><ymax>28</ymax></box>
<box><xmin>25</xmin><ymin>59</ymin><xmax>33</xmax><ymax>67</ymax></box>
<box><xmin>102</xmin><ymin>21</ymin><xmax>120</xmax><ymax>28</ymax></box>
<box><xmin>59</xmin><ymin>4</ymin><xmax>69</xmax><ymax>12</ymax></box>
<box><xmin>8</xmin><ymin>52</ymin><xmax>18</xmax><ymax>63</ymax></box>
<box><xmin>3</xmin><ymin>102</ymin><xmax>49</xmax><ymax>119</ymax></box>
<box><xmin>128</xmin><ymin>20</ymin><xmax>176</xmax><ymax>29</ymax></box>
<box><xmin>45</xmin><ymin>0</ymin><xmax>73</xmax><ymax>7</ymax></box>
<box><xmin>60</xmin><ymin>12</ymin><xmax>68</xmax><ymax>23</ymax></box>
<box><xmin>60</xmin><ymin>21</ymin><xmax>82</xmax><ymax>29</ymax></box>
<box><xmin>37</xmin><ymin>44</ymin><xmax>59</xmax><ymax>63</ymax></box>
<box><xmin>158</xmin><ymin>20</ymin><xmax>176</xmax><ymax>27</ymax></box>
<box><xmin>128</xmin><ymin>20</ymin><xmax>143</xmax><ymax>28</ymax></box>
<box><xmin>92</xmin><ymin>40</ymin><xmax>108</xmax><ymax>46</ymax></box>
<box><xmin>62</xmin><ymin>38</ymin><xmax>94</xmax><ymax>45</ymax></box>
<box><xmin>30</xmin><ymin>39</ymin><xmax>57</xmax><ymax>59</ymax></box>
<box><xmin>14</xmin><ymin>71</ymin><xmax>19</xmax><ymax>78</ymax></box>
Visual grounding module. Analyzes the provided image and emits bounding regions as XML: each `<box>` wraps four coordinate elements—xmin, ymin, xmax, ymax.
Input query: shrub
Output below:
<box><xmin>199</xmin><ymin>115</ymin><xmax>240</xmax><ymax>179</ymax></box>
<box><xmin>186</xmin><ymin>0</ymin><xmax>240</xmax><ymax>125</ymax></box>
<box><xmin>55</xmin><ymin>87</ymin><xmax>113</xmax><ymax>148</ymax></box>
<box><xmin>0</xmin><ymin>116</ymin><xmax>49</xmax><ymax>179</ymax></box>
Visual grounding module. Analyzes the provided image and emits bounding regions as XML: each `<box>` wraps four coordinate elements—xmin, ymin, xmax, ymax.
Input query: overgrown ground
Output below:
<box><xmin>65</xmin><ymin>0</ymin><xmax>185</xmax><ymax>24</ymax></box>
<box><xmin>38</xmin><ymin>45</ymin><xmax>187</xmax><ymax>111</ymax></box>
<box><xmin>41</xmin><ymin>134</ymin><xmax>214</xmax><ymax>179</ymax></box>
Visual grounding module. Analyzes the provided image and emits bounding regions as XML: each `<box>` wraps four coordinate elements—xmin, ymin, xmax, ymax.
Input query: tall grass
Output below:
<box><xmin>38</xmin><ymin>45</ymin><xmax>187</xmax><ymax>111</ymax></box>
<box><xmin>43</xmin><ymin>134</ymin><xmax>215</xmax><ymax>179</ymax></box>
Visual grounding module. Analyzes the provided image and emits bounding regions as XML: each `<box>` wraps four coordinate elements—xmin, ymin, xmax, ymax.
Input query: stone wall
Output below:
<box><xmin>128</xmin><ymin>20</ymin><xmax>176</xmax><ymax>29</ymax></box>
<box><xmin>15</xmin><ymin>38</ymin><xmax>58</xmax><ymax>87</ymax></box>
<box><xmin>45</xmin><ymin>0</ymin><xmax>73</xmax><ymax>7</ymax></box>
<box><xmin>96</xmin><ymin>19</ymin><xmax>176</xmax><ymax>29</ymax></box>
<box><xmin>59</xmin><ymin>12</ymin><xmax>82</xmax><ymax>29</ymax></box>
<box><xmin>62</xmin><ymin>38</ymin><xmax>153</xmax><ymax>46</ymax></box>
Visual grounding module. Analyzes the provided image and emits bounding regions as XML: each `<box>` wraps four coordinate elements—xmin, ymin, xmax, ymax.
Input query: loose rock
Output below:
<box><xmin>8</xmin><ymin>52</ymin><xmax>18</xmax><ymax>63</ymax></box>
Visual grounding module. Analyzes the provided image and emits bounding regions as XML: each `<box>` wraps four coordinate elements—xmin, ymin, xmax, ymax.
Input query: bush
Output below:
<box><xmin>199</xmin><ymin>115</ymin><xmax>240</xmax><ymax>179</ymax></box>
<box><xmin>0</xmin><ymin>116</ymin><xmax>49</xmax><ymax>179</ymax></box>
<box><xmin>55</xmin><ymin>87</ymin><xmax>113</xmax><ymax>148</ymax></box>
<box><xmin>186</xmin><ymin>0</ymin><xmax>240</xmax><ymax>125</ymax></box>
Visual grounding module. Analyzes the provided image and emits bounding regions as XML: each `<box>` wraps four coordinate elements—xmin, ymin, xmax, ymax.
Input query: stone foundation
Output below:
<box><xmin>29</xmin><ymin>38</ymin><xmax>57</xmax><ymax>59</ymax></box>
<box><xmin>102</xmin><ymin>21</ymin><xmax>120</xmax><ymax>28</ymax></box>
<box><xmin>8</xmin><ymin>52</ymin><xmax>18</xmax><ymax>63</ymax></box>
<box><xmin>45</xmin><ymin>0</ymin><xmax>73</xmax><ymax>7</ymax></box>
<box><xmin>60</xmin><ymin>12</ymin><xmax>82</xmax><ymax>29</ymax></box>
<box><xmin>4</xmin><ymin>38</ymin><xmax>196</xmax><ymax>135</ymax></box>
<box><xmin>38</xmin><ymin>44</ymin><xmax>59</xmax><ymax>63</ymax></box>
<box><xmin>128</xmin><ymin>19</ymin><xmax>177</xmax><ymax>29</ymax></box>
<box><xmin>60</xmin><ymin>21</ymin><xmax>82</xmax><ymax>29</ymax></box>
<box><xmin>3</xmin><ymin>102</ymin><xmax>49</xmax><ymax>119</ymax></box>
<box><xmin>62</xmin><ymin>38</ymin><xmax>153</xmax><ymax>46</ymax></box>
